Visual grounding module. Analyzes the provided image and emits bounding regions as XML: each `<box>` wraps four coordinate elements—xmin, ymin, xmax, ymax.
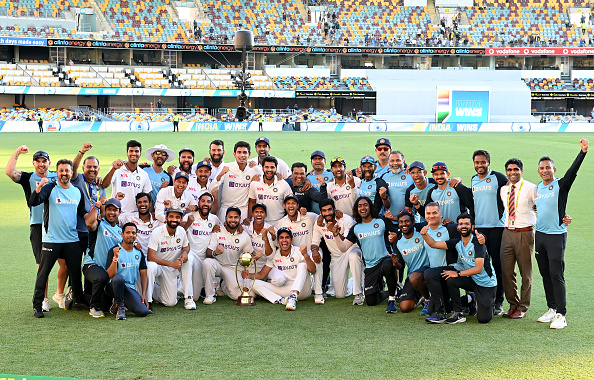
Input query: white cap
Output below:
<box><xmin>145</xmin><ymin>144</ymin><xmax>175</xmax><ymax>162</ymax></box>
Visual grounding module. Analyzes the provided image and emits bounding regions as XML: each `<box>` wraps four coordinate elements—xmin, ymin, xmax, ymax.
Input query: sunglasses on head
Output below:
<box><xmin>433</xmin><ymin>165</ymin><xmax>447</xmax><ymax>171</ymax></box>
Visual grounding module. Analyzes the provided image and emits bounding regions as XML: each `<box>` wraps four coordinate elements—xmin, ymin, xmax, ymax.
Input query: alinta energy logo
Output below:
<box><xmin>436</xmin><ymin>90</ymin><xmax>450</xmax><ymax>123</ymax></box>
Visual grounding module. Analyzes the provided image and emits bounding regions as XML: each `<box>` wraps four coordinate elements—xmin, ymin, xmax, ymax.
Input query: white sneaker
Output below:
<box><xmin>550</xmin><ymin>313</ymin><xmax>567</xmax><ymax>329</ymax></box>
<box><xmin>276</xmin><ymin>296</ymin><xmax>289</xmax><ymax>305</ymax></box>
<box><xmin>184</xmin><ymin>297</ymin><xmax>196</xmax><ymax>310</ymax></box>
<box><xmin>89</xmin><ymin>307</ymin><xmax>105</xmax><ymax>318</ymax></box>
<box><xmin>203</xmin><ymin>296</ymin><xmax>216</xmax><ymax>305</ymax></box>
<box><xmin>42</xmin><ymin>298</ymin><xmax>51</xmax><ymax>312</ymax></box>
<box><xmin>353</xmin><ymin>294</ymin><xmax>364</xmax><ymax>306</ymax></box>
<box><xmin>286</xmin><ymin>294</ymin><xmax>297</xmax><ymax>311</ymax></box>
<box><xmin>537</xmin><ymin>308</ymin><xmax>557</xmax><ymax>323</ymax></box>
<box><xmin>52</xmin><ymin>293</ymin><xmax>65</xmax><ymax>309</ymax></box>
<box><xmin>314</xmin><ymin>294</ymin><xmax>325</xmax><ymax>305</ymax></box>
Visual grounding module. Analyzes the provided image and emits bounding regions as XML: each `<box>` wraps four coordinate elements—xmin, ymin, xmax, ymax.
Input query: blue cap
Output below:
<box><xmin>33</xmin><ymin>150</ymin><xmax>50</xmax><ymax>161</ymax></box>
<box><xmin>175</xmin><ymin>172</ymin><xmax>190</xmax><ymax>182</ymax></box>
<box><xmin>277</xmin><ymin>227</ymin><xmax>293</xmax><ymax>239</ymax></box>
<box><xmin>178</xmin><ymin>147</ymin><xmax>194</xmax><ymax>156</ymax></box>
<box><xmin>375</xmin><ymin>138</ymin><xmax>391</xmax><ymax>148</ymax></box>
<box><xmin>103</xmin><ymin>198</ymin><xmax>122</xmax><ymax>209</ymax></box>
<box><xmin>360</xmin><ymin>155</ymin><xmax>375</xmax><ymax>165</ymax></box>
<box><xmin>431</xmin><ymin>162</ymin><xmax>448</xmax><ymax>173</ymax></box>
<box><xmin>284</xmin><ymin>194</ymin><xmax>299</xmax><ymax>204</ymax></box>
<box><xmin>226</xmin><ymin>206</ymin><xmax>242</xmax><ymax>216</ymax></box>
<box><xmin>255</xmin><ymin>136</ymin><xmax>270</xmax><ymax>146</ymax></box>
<box><xmin>195</xmin><ymin>160</ymin><xmax>212</xmax><ymax>170</ymax></box>
<box><xmin>252</xmin><ymin>203</ymin><xmax>267</xmax><ymax>213</ymax></box>
<box><xmin>311</xmin><ymin>150</ymin><xmax>326</xmax><ymax>159</ymax></box>
<box><xmin>409</xmin><ymin>161</ymin><xmax>426</xmax><ymax>170</ymax></box>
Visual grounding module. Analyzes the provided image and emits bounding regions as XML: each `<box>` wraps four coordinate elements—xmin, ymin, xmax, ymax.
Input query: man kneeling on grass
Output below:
<box><xmin>242</xmin><ymin>227</ymin><xmax>316</xmax><ymax>311</ymax></box>
<box><xmin>420</xmin><ymin>213</ymin><xmax>497</xmax><ymax>324</ymax></box>
<box><xmin>105</xmin><ymin>223</ymin><xmax>149</xmax><ymax>320</ymax></box>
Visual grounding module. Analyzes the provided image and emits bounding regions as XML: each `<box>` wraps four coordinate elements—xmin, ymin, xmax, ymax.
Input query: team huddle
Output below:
<box><xmin>6</xmin><ymin>135</ymin><xmax>588</xmax><ymax>328</ymax></box>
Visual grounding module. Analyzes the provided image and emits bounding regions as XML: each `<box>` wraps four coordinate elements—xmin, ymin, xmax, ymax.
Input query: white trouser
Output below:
<box><xmin>203</xmin><ymin>258</ymin><xmax>244</xmax><ymax>300</ymax></box>
<box><xmin>189</xmin><ymin>253</ymin><xmax>206</xmax><ymax>300</ymax></box>
<box><xmin>331</xmin><ymin>248</ymin><xmax>364</xmax><ymax>298</ymax></box>
<box><xmin>252</xmin><ymin>262</ymin><xmax>312</xmax><ymax>303</ymax></box>
<box><xmin>217</xmin><ymin>206</ymin><xmax>248</xmax><ymax>223</ymax></box>
<box><xmin>146</xmin><ymin>260</ymin><xmax>193</xmax><ymax>306</ymax></box>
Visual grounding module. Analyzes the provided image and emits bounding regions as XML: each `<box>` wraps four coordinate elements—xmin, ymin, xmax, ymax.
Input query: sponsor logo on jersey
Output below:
<box><xmin>55</xmin><ymin>197</ymin><xmax>78</xmax><ymax>205</ymax></box>
<box><xmin>192</xmin><ymin>230</ymin><xmax>211</xmax><ymax>236</ymax></box>
<box><xmin>358</xmin><ymin>230</ymin><xmax>381</xmax><ymax>239</ymax></box>
<box><xmin>257</xmin><ymin>187</ymin><xmax>264</xmax><ymax>191</ymax></box>
<box><xmin>258</xmin><ymin>194</ymin><xmax>279</xmax><ymax>200</ymax></box>
<box><xmin>229</xmin><ymin>175</ymin><xmax>237</xmax><ymax>179</ymax></box>
<box><xmin>332</xmin><ymin>194</ymin><xmax>351</xmax><ymax>201</ymax></box>
<box><xmin>472</xmin><ymin>185</ymin><xmax>492</xmax><ymax>192</ymax></box>
<box><xmin>229</xmin><ymin>182</ymin><xmax>250</xmax><ymax>188</ymax></box>
<box><xmin>120</xmin><ymin>180</ymin><xmax>142</xmax><ymax>189</ymax></box>
<box><xmin>161</xmin><ymin>241</ymin><xmax>168</xmax><ymax>245</ymax></box>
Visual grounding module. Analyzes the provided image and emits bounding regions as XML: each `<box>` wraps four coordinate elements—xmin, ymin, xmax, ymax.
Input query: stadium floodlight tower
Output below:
<box><xmin>233</xmin><ymin>30</ymin><xmax>254</xmax><ymax>121</ymax></box>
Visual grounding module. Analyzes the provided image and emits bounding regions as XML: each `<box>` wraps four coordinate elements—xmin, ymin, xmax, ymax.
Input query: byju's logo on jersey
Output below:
<box><xmin>55</xmin><ymin>197</ymin><xmax>77</xmax><ymax>205</ymax></box>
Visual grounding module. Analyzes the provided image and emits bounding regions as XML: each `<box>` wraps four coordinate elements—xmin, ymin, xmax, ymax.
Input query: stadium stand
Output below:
<box><xmin>573</xmin><ymin>78</ymin><xmax>594</xmax><ymax>90</ymax></box>
<box><xmin>273</xmin><ymin>76</ymin><xmax>343</xmax><ymax>90</ymax></box>
<box><xmin>344</xmin><ymin>77</ymin><xmax>374</xmax><ymax>91</ymax></box>
<box><xmin>109</xmin><ymin>110</ymin><xmax>217</xmax><ymax>122</ymax></box>
<box><xmin>523</xmin><ymin>77</ymin><xmax>568</xmax><ymax>90</ymax></box>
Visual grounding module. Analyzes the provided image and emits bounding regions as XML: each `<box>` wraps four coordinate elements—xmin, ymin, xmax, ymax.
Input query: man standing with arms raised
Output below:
<box><xmin>327</xmin><ymin>157</ymin><xmax>360</xmax><ymax>217</ymax></box>
<box><xmin>306</xmin><ymin>150</ymin><xmax>333</xmax><ymax>214</ymax></box>
<box><xmin>248</xmin><ymin>137</ymin><xmax>291</xmax><ymax>179</ymax></box>
<box><xmin>142</xmin><ymin>144</ymin><xmax>174</xmax><ymax>204</ymax></box>
<box><xmin>6</xmin><ymin>146</ymin><xmax>59</xmax><ymax>312</ymax></box>
<box><xmin>500</xmin><ymin>158</ymin><xmax>537</xmax><ymax>320</ymax></box>
<box><xmin>404</xmin><ymin>161</ymin><xmax>436</xmax><ymax>223</ymax></box>
<box><xmin>247</xmin><ymin>156</ymin><xmax>293</xmax><ymax>226</ymax></box>
<box><xmin>471</xmin><ymin>150</ymin><xmax>508</xmax><ymax>315</ymax></box>
<box><xmin>534</xmin><ymin>139</ymin><xmax>588</xmax><ymax>329</ymax></box>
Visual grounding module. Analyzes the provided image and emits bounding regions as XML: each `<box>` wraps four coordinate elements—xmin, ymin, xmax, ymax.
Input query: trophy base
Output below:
<box><xmin>236</xmin><ymin>294</ymin><xmax>256</xmax><ymax>306</ymax></box>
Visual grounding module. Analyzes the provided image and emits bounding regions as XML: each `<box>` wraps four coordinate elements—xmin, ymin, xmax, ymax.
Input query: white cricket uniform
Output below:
<box><xmin>186</xmin><ymin>212</ymin><xmax>220</xmax><ymax>299</ymax></box>
<box><xmin>186</xmin><ymin>177</ymin><xmax>217</xmax><ymax>205</ymax></box>
<box><xmin>276</xmin><ymin>212</ymin><xmax>323</xmax><ymax>295</ymax></box>
<box><xmin>326</xmin><ymin>177</ymin><xmax>361</xmax><ymax>217</ymax></box>
<box><xmin>247</xmin><ymin>221</ymin><xmax>273</xmax><ymax>270</ymax></box>
<box><xmin>251</xmin><ymin>246</ymin><xmax>312</xmax><ymax>303</ymax></box>
<box><xmin>215</xmin><ymin>161</ymin><xmax>262</xmax><ymax>221</ymax></box>
<box><xmin>172</xmin><ymin>167</ymin><xmax>197</xmax><ymax>182</ymax></box>
<box><xmin>312</xmin><ymin>214</ymin><xmax>363</xmax><ymax>298</ymax></box>
<box><xmin>248</xmin><ymin>156</ymin><xmax>291</xmax><ymax>179</ymax></box>
<box><xmin>203</xmin><ymin>228</ymin><xmax>253</xmax><ymax>300</ymax></box>
<box><xmin>110</xmin><ymin>166</ymin><xmax>152</xmax><ymax>213</ymax></box>
<box><xmin>146</xmin><ymin>225</ymin><xmax>192</xmax><ymax>306</ymax></box>
<box><xmin>118</xmin><ymin>212</ymin><xmax>162</xmax><ymax>257</ymax></box>
<box><xmin>154</xmin><ymin>187</ymin><xmax>196</xmax><ymax>223</ymax></box>
<box><xmin>248</xmin><ymin>178</ymin><xmax>293</xmax><ymax>225</ymax></box>
<box><xmin>209</xmin><ymin>161</ymin><xmax>226</xmax><ymax>184</ymax></box>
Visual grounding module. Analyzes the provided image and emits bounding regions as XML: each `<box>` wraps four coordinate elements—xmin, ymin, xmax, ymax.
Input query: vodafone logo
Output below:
<box><xmin>563</xmin><ymin>48</ymin><xmax>568</xmax><ymax>54</ymax></box>
<box><xmin>523</xmin><ymin>48</ymin><xmax>529</xmax><ymax>54</ymax></box>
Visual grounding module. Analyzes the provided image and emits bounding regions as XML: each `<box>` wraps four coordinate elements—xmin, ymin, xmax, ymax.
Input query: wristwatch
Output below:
<box><xmin>456</xmin><ymin>270</ymin><xmax>461</xmax><ymax>277</ymax></box>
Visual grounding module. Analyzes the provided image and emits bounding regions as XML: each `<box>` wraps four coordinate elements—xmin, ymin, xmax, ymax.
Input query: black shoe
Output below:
<box><xmin>33</xmin><ymin>306</ymin><xmax>44</xmax><ymax>318</ymax></box>
<box><xmin>468</xmin><ymin>293</ymin><xmax>477</xmax><ymax>317</ymax></box>
<box><xmin>445</xmin><ymin>311</ymin><xmax>466</xmax><ymax>324</ymax></box>
<box><xmin>493</xmin><ymin>302</ymin><xmax>504</xmax><ymax>316</ymax></box>
<box><xmin>148</xmin><ymin>302</ymin><xmax>154</xmax><ymax>314</ymax></box>
<box><xmin>109</xmin><ymin>300</ymin><xmax>118</xmax><ymax>315</ymax></box>
<box><xmin>425</xmin><ymin>312</ymin><xmax>447</xmax><ymax>324</ymax></box>
<box><xmin>116</xmin><ymin>306</ymin><xmax>127</xmax><ymax>320</ymax></box>
<box><xmin>71</xmin><ymin>301</ymin><xmax>87</xmax><ymax>311</ymax></box>
<box><xmin>63</xmin><ymin>286</ymin><xmax>73</xmax><ymax>310</ymax></box>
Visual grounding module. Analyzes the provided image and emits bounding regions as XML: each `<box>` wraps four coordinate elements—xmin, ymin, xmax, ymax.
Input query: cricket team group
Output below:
<box><xmin>6</xmin><ymin>135</ymin><xmax>588</xmax><ymax>328</ymax></box>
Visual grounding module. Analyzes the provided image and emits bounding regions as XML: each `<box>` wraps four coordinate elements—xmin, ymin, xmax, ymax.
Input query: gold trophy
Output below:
<box><xmin>235</xmin><ymin>252</ymin><xmax>256</xmax><ymax>306</ymax></box>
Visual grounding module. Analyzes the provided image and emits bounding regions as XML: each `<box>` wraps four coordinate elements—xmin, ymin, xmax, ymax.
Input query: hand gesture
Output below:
<box><xmin>267</xmin><ymin>226</ymin><xmax>276</xmax><ymax>239</ymax></box>
<box><xmin>16</xmin><ymin>145</ymin><xmax>29</xmax><ymax>155</ymax></box>
<box><xmin>134</xmin><ymin>241</ymin><xmax>143</xmax><ymax>252</ymax></box>
<box><xmin>384</xmin><ymin>210</ymin><xmax>394</xmax><ymax>221</ymax></box>
<box><xmin>299</xmin><ymin>245</ymin><xmax>308</xmax><ymax>256</ymax></box>
<box><xmin>81</xmin><ymin>142</ymin><xmax>93</xmax><ymax>153</ymax></box>
<box><xmin>215</xmin><ymin>244</ymin><xmax>224</xmax><ymax>256</ymax></box>
<box><xmin>388</xmin><ymin>231</ymin><xmax>398</xmax><ymax>243</ymax></box>
<box><xmin>254</xmin><ymin>250</ymin><xmax>263</xmax><ymax>260</ymax></box>
<box><xmin>317</xmin><ymin>214</ymin><xmax>325</xmax><ymax>227</ymax></box>
<box><xmin>237</xmin><ymin>224</ymin><xmax>244</xmax><ymax>234</ymax></box>
<box><xmin>241</xmin><ymin>269</ymin><xmax>250</xmax><ymax>279</ymax></box>
<box><xmin>389</xmin><ymin>253</ymin><xmax>399</xmax><ymax>267</ymax></box>
<box><xmin>336</xmin><ymin>209</ymin><xmax>343</xmax><ymax>220</ymax></box>
<box><xmin>299</xmin><ymin>207</ymin><xmax>307</xmax><ymax>216</ymax></box>
<box><xmin>346</xmin><ymin>172</ymin><xmax>356</xmax><ymax>188</ymax></box>
<box><xmin>166</xmin><ymin>165</ymin><xmax>176</xmax><ymax>175</ymax></box>
<box><xmin>276</xmin><ymin>172</ymin><xmax>283</xmax><ymax>181</ymax></box>
<box><xmin>302</xmin><ymin>179</ymin><xmax>312</xmax><ymax>191</ymax></box>
<box><xmin>327</xmin><ymin>221</ymin><xmax>340</xmax><ymax>236</ymax></box>
<box><xmin>449</xmin><ymin>177</ymin><xmax>461</xmax><ymax>188</ymax></box>
<box><xmin>580</xmin><ymin>138</ymin><xmax>589</xmax><ymax>152</ymax></box>
<box><xmin>563</xmin><ymin>214</ymin><xmax>572</xmax><ymax>226</ymax></box>
<box><xmin>312</xmin><ymin>250</ymin><xmax>322</xmax><ymax>264</ymax></box>
<box><xmin>36</xmin><ymin>177</ymin><xmax>49</xmax><ymax>191</ymax></box>
<box><xmin>171</xmin><ymin>257</ymin><xmax>182</xmax><ymax>270</ymax></box>
<box><xmin>211</xmin><ymin>224</ymin><xmax>221</xmax><ymax>233</ymax></box>
<box><xmin>204</xmin><ymin>157</ymin><xmax>212</xmax><ymax>163</ymax></box>
<box><xmin>251</xmin><ymin>174</ymin><xmax>261</xmax><ymax>182</ymax></box>
<box><xmin>160</xmin><ymin>180</ymin><xmax>169</xmax><ymax>189</ymax></box>
<box><xmin>355</xmin><ymin>167</ymin><xmax>362</xmax><ymax>178</ymax></box>
<box><xmin>476</xmin><ymin>231</ymin><xmax>486</xmax><ymax>245</ymax></box>
<box><xmin>409</xmin><ymin>193</ymin><xmax>419</xmax><ymax>206</ymax></box>
<box><xmin>420</xmin><ymin>225</ymin><xmax>429</xmax><ymax>235</ymax></box>
<box><xmin>220</xmin><ymin>166</ymin><xmax>230</xmax><ymax>176</ymax></box>
<box><xmin>442</xmin><ymin>218</ymin><xmax>453</xmax><ymax>225</ymax></box>
<box><xmin>379</xmin><ymin>187</ymin><xmax>387</xmax><ymax>199</ymax></box>
<box><xmin>242</xmin><ymin>218</ymin><xmax>251</xmax><ymax>226</ymax></box>
<box><xmin>113</xmin><ymin>246</ymin><xmax>120</xmax><ymax>261</ymax></box>
<box><xmin>95</xmin><ymin>176</ymin><xmax>103</xmax><ymax>185</ymax></box>
<box><xmin>316</xmin><ymin>175</ymin><xmax>325</xmax><ymax>186</ymax></box>
<box><xmin>112</xmin><ymin>159</ymin><xmax>124</xmax><ymax>170</ymax></box>
<box><xmin>99</xmin><ymin>196</ymin><xmax>108</xmax><ymax>204</ymax></box>
<box><xmin>248</xmin><ymin>160</ymin><xmax>257</xmax><ymax>168</ymax></box>
<box><xmin>163</xmin><ymin>200</ymin><xmax>172</xmax><ymax>209</ymax></box>
<box><xmin>186</xmin><ymin>205</ymin><xmax>197</xmax><ymax>212</ymax></box>
<box><xmin>115</xmin><ymin>192</ymin><xmax>125</xmax><ymax>200</ymax></box>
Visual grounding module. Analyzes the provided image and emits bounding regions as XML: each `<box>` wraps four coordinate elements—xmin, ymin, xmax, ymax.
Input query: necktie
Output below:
<box><xmin>508</xmin><ymin>184</ymin><xmax>516</xmax><ymax>224</ymax></box>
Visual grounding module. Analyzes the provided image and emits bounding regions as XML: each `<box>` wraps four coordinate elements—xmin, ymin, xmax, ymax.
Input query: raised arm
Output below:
<box><xmin>419</xmin><ymin>225</ymin><xmax>448</xmax><ymax>250</ymax></box>
<box><xmin>5</xmin><ymin>145</ymin><xmax>28</xmax><ymax>183</ymax></box>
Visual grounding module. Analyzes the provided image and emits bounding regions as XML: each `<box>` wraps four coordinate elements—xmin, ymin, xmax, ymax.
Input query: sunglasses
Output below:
<box><xmin>376</xmin><ymin>147</ymin><xmax>390</xmax><ymax>152</ymax></box>
<box><xmin>154</xmin><ymin>151</ymin><xmax>169</xmax><ymax>157</ymax></box>
<box><xmin>361</xmin><ymin>157</ymin><xmax>375</xmax><ymax>164</ymax></box>
<box><xmin>432</xmin><ymin>165</ymin><xmax>447</xmax><ymax>171</ymax></box>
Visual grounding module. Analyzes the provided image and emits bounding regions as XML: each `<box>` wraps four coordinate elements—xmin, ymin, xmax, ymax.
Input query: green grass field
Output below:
<box><xmin>1</xmin><ymin>132</ymin><xmax>593</xmax><ymax>380</ymax></box>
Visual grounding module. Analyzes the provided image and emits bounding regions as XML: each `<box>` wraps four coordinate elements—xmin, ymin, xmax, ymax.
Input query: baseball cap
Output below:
<box><xmin>360</xmin><ymin>155</ymin><xmax>375</xmax><ymax>165</ymax></box>
<box><xmin>195</xmin><ymin>160</ymin><xmax>212</xmax><ymax>170</ymax></box>
<box><xmin>277</xmin><ymin>227</ymin><xmax>293</xmax><ymax>239</ymax></box>
<box><xmin>431</xmin><ymin>162</ymin><xmax>449</xmax><ymax>173</ymax></box>
<box><xmin>330</xmin><ymin>156</ymin><xmax>346</xmax><ymax>166</ymax></box>
<box><xmin>375</xmin><ymin>138</ymin><xmax>391</xmax><ymax>148</ymax></box>
<box><xmin>146</xmin><ymin>144</ymin><xmax>175</xmax><ymax>162</ymax></box>
<box><xmin>174</xmin><ymin>172</ymin><xmax>190</xmax><ymax>182</ymax></box>
<box><xmin>226</xmin><ymin>206</ymin><xmax>242</xmax><ymax>216</ymax></box>
<box><xmin>33</xmin><ymin>150</ymin><xmax>50</xmax><ymax>161</ymax></box>
<box><xmin>166</xmin><ymin>205</ymin><xmax>184</xmax><ymax>216</ymax></box>
<box><xmin>408</xmin><ymin>161</ymin><xmax>426</xmax><ymax>171</ymax></box>
<box><xmin>103</xmin><ymin>198</ymin><xmax>122</xmax><ymax>209</ymax></box>
<box><xmin>255</xmin><ymin>136</ymin><xmax>270</xmax><ymax>146</ymax></box>
<box><xmin>310</xmin><ymin>150</ymin><xmax>326</xmax><ymax>160</ymax></box>
<box><xmin>252</xmin><ymin>203</ymin><xmax>267</xmax><ymax>213</ymax></box>
<box><xmin>178</xmin><ymin>147</ymin><xmax>195</xmax><ymax>157</ymax></box>
<box><xmin>284</xmin><ymin>194</ymin><xmax>299</xmax><ymax>204</ymax></box>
